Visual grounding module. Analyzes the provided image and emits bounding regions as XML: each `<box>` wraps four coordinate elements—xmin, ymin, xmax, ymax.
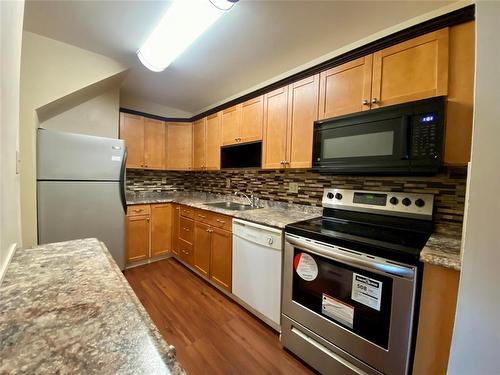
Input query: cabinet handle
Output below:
<box><xmin>198</xmin><ymin>214</ymin><xmax>206</xmax><ymax>218</ymax></box>
<box><xmin>206</xmin><ymin>229</ymin><xmax>210</xmax><ymax>233</ymax></box>
<box><xmin>362</xmin><ymin>99</ymin><xmax>370</xmax><ymax>105</ymax></box>
<box><xmin>183</xmin><ymin>227</ymin><xmax>190</xmax><ymax>232</ymax></box>
<box><xmin>133</xmin><ymin>209</ymin><xmax>142</xmax><ymax>213</ymax></box>
<box><xmin>371</xmin><ymin>98</ymin><xmax>379</xmax><ymax>104</ymax></box>
<box><xmin>176</xmin><ymin>207</ymin><xmax>180</xmax><ymax>211</ymax></box>
<box><xmin>146</xmin><ymin>218</ymin><xmax>150</xmax><ymax>222</ymax></box>
<box><xmin>216</xmin><ymin>219</ymin><xmax>225</xmax><ymax>224</ymax></box>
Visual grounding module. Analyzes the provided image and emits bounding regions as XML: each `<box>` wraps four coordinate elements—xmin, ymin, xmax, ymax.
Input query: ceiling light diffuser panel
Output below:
<box><xmin>138</xmin><ymin>0</ymin><xmax>237</xmax><ymax>72</ymax></box>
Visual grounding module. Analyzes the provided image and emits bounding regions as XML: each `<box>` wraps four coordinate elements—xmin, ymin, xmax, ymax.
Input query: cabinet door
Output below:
<box><xmin>221</xmin><ymin>105</ymin><xmax>241</xmax><ymax>146</ymax></box>
<box><xmin>166</xmin><ymin>122</ymin><xmax>193</xmax><ymax>170</ymax></box>
<box><xmin>126</xmin><ymin>214</ymin><xmax>150</xmax><ymax>262</ymax></box>
<box><xmin>240</xmin><ymin>96</ymin><xmax>263</xmax><ymax>143</ymax></box>
<box><xmin>151</xmin><ymin>204</ymin><xmax>172</xmax><ymax>257</ymax></box>
<box><xmin>318</xmin><ymin>56</ymin><xmax>373</xmax><ymax>119</ymax></box>
<box><xmin>444</xmin><ymin>21</ymin><xmax>474</xmax><ymax>165</ymax></box>
<box><xmin>263</xmin><ymin>86</ymin><xmax>289</xmax><ymax>169</ymax></box>
<box><xmin>144</xmin><ymin>118</ymin><xmax>165</xmax><ymax>169</ymax></box>
<box><xmin>172</xmin><ymin>205</ymin><xmax>180</xmax><ymax>256</ymax></box>
<box><xmin>206</xmin><ymin>113</ymin><xmax>221</xmax><ymax>170</ymax></box>
<box><xmin>193</xmin><ymin>118</ymin><xmax>207</xmax><ymax>170</ymax></box>
<box><xmin>120</xmin><ymin>113</ymin><xmax>144</xmax><ymax>168</ymax></box>
<box><xmin>287</xmin><ymin>75</ymin><xmax>320</xmax><ymax>168</ymax></box>
<box><xmin>371</xmin><ymin>28</ymin><xmax>449</xmax><ymax>109</ymax></box>
<box><xmin>210</xmin><ymin>227</ymin><xmax>232</xmax><ymax>292</ymax></box>
<box><xmin>194</xmin><ymin>222</ymin><xmax>211</xmax><ymax>277</ymax></box>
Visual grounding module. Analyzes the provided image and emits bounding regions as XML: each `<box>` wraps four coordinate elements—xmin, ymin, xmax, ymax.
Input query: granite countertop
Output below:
<box><xmin>127</xmin><ymin>191</ymin><xmax>323</xmax><ymax>229</ymax></box>
<box><xmin>0</xmin><ymin>238</ymin><xmax>185</xmax><ymax>375</ymax></box>
<box><xmin>420</xmin><ymin>224</ymin><xmax>462</xmax><ymax>271</ymax></box>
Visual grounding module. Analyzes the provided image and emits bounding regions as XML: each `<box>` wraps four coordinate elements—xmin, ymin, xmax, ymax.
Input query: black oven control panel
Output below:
<box><xmin>323</xmin><ymin>188</ymin><xmax>434</xmax><ymax>220</ymax></box>
<box><xmin>411</xmin><ymin>112</ymin><xmax>439</xmax><ymax>159</ymax></box>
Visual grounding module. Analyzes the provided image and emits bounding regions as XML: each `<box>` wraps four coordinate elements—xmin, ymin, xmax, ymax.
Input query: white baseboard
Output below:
<box><xmin>0</xmin><ymin>242</ymin><xmax>18</xmax><ymax>284</ymax></box>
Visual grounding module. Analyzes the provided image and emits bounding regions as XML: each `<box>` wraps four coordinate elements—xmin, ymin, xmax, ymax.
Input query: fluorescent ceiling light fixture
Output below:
<box><xmin>138</xmin><ymin>0</ymin><xmax>237</xmax><ymax>72</ymax></box>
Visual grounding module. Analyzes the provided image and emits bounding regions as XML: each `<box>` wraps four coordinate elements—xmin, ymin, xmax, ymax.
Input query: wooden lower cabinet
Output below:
<box><xmin>174</xmin><ymin>205</ymin><xmax>232</xmax><ymax>292</ymax></box>
<box><xmin>126</xmin><ymin>215</ymin><xmax>150</xmax><ymax>262</ymax></box>
<box><xmin>194</xmin><ymin>222</ymin><xmax>211</xmax><ymax>277</ymax></box>
<box><xmin>209</xmin><ymin>227</ymin><xmax>232</xmax><ymax>291</ymax></box>
<box><xmin>413</xmin><ymin>264</ymin><xmax>460</xmax><ymax>374</ymax></box>
<box><xmin>126</xmin><ymin>203</ymin><xmax>173</xmax><ymax>264</ymax></box>
<box><xmin>172</xmin><ymin>205</ymin><xmax>181</xmax><ymax>256</ymax></box>
<box><xmin>151</xmin><ymin>204</ymin><xmax>173</xmax><ymax>257</ymax></box>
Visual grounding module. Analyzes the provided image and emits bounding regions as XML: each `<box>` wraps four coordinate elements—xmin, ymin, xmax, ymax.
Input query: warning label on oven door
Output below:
<box><xmin>351</xmin><ymin>273</ymin><xmax>383</xmax><ymax>311</ymax></box>
<box><xmin>322</xmin><ymin>294</ymin><xmax>354</xmax><ymax>329</ymax></box>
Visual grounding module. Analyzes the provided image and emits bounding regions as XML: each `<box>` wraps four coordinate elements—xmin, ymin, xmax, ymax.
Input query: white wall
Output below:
<box><xmin>120</xmin><ymin>93</ymin><xmax>192</xmax><ymax>118</ymax></box>
<box><xmin>41</xmin><ymin>88</ymin><xmax>120</xmax><ymax>139</ymax></box>
<box><xmin>447</xmin><ymin>2</ymin><xmax>500</xmax><ymax>374</ymax></box>
<box><xmin>20</xmin><ymin>31</ymin><xmax>128</xmax><ymax>247</ymax></box>
<box><xmin>0</xmin><ymin>0</ymin><xmax>24</xmax><ymax>279</ymax></box>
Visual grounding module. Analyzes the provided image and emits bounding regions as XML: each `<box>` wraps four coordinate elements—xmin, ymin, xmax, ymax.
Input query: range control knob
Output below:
<box><xmin>326</xmin><ymin>192</ymin><xmax>334</xmax><ymax>199</ymax></box>
<box><xmin>415</xmin><ymin>198</ymin><xmax>425</xmax><ymax>207</ymax></box>
<box><xmin>389</xmin><ymin>197</ymin><xmax>399</xmax><ymax>205</ymax></box>
<box><xmin>402</xmin><ymin>198</ymin><xmax>412</xmax><ymax>207</ymax></box>
<box><xmin>335</xmin><ymin>193</ymin><xmax>343</xmax><ymax>200</ymax></box>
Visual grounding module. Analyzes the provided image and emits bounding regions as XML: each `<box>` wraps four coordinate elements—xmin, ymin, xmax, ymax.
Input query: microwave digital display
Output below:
<box><xmin>419</xmin><ymin>114</ymin><xmax>436</xmax><ymax>123</ymax></box>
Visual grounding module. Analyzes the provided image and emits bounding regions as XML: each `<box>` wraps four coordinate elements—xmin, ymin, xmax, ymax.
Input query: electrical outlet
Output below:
<box><xmin>288</xmin><ymin>182</ymin><xmax>299</xmax><ymax>193</ymax></box>
<box><xmin>161</xmin><ymin>178</ymin><xmax>166</xmax><ymax>183</ymax></box>
<box><xmin>226</xmin><ymin>178</ymin><xmax>231</xmax><ymax>188</ymax></box>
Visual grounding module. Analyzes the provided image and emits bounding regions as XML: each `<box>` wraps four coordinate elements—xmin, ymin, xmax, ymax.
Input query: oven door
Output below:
<box><xmin>312</xmin><ymin>109</ymin><xmax>410</xmax><ymax>174</ymax></box>
<box><xmin>282</xmin><ymin>234</ymin><xmax>418</xmax><ymax>375</ymax></box>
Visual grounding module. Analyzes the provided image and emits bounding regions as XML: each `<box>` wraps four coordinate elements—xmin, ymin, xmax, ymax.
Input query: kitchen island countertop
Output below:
<box><xmin>0</xmin><ymin>238</ymin><xmax>185</xmax><ymax>374</ymax></box>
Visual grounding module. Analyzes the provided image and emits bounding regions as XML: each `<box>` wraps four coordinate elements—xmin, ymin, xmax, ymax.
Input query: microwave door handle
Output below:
<box><xmin>400</xmin><ymin>115</ymin><xmax>411</xmax><ymax>160</ymax></box>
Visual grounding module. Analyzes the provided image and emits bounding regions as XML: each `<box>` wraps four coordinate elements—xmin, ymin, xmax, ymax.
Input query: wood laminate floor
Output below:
<box><xmin>124</xmin><ymin>258</ymin><xmax>315</xmax><ymax>375</ymax></box>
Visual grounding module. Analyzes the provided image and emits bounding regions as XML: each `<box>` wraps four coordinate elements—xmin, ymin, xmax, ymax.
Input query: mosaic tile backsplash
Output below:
<box><xmin>126</xmin><ymin>167</ymin><xmax>467</xmax><ymax>233</ymax></box>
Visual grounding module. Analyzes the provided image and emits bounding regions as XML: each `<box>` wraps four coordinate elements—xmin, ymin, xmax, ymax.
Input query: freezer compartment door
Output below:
<box><xmin>37</xmin><ymin>128</ymin><xmax>125</xmax><ymax>180</ymax></box>
<box><xmin>38</xmin><ymin>181</ymin><xmax>126</xmax><ymax>269</ymax></box>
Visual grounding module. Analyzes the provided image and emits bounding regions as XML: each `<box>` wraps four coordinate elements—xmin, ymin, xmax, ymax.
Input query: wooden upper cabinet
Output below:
<box><xmin>444</xmin><ymin>21</ymin><xmax>475</xmax><ymax>165</ymax></box>
<box><xmin>144</xmin><ymin>118</ymin><xmax>165</xmax><ymax>170</ymax></box>
<box><xmin>221</xmin><ymin>105</ymin><xmax>241</xmax><ymax>146</ymax></box>
<box><xmin>194</xmin><ymin>222</ymin><xmax>211</xmax><ymax>277</ymax></box>
<box><xmin>206</xmin><ymin>113</ymin><xmax>221</xmax><ymax>170</ymax></box>
<box><xmin>263</xmin><ymin>86</ymin><xmax>289</xmax><ymax>169</ymax></box>
<box><xmin>166</xmin><ymin>122</ymin><xmax>193</xmax><ymax>170</ymax></box>
<box><xmin>120</xmin><ymin>113</ymin><xmax>144</xmax><ymax>168</ymax></box>
<box><xmin>193</xmin><ymin>118</ymin><xmax>207</xmax><ymax>170</ymax></box>
<box><xmin>287</xmin><ymin>75</ymin><xmax>319</xmax><ymax>168</ymax></box>
<box><xmin>126</xmin><ymin>214</ymin><xmax>150</xmax><ymax>262</ymax></box>
<box><xmin>319</xmin><ymin>56</ymin><xmax>373</xmax><ymax>119</ymax></box>
<box><xmin>371</xmin><ymin>28</ymin><xmax>449</xmax><ymax>109</ymax></box>
<box><xmin>150</xmin><ymin>204</ymin><xmax>172</xmax><ymax>257</ymax></box>
<box><xmin>210</xmin><ymin>227</ymin><xmax>232</xmax><ymax>292</ymax></box>
<box><xmin>240</xmin><ymin>96</ymin><xmax>264</xmax><ymax>143</ymax></box>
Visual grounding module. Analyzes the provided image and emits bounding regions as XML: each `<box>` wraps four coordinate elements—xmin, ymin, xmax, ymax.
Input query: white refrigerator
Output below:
<box><xmin>37</xmin><ymin>128</ymin><xmax>127</xmax><ymax>269</ymax></box>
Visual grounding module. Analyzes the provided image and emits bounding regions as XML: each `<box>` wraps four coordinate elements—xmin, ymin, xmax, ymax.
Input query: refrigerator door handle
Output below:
<box><xmin>119</xmin><ymin>149</ymin><xmax>128</xmax><ymax>213</ymax></box>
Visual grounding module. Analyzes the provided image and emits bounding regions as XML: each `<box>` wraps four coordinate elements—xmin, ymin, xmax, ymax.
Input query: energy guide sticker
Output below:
<box><xmin>294</xmin><ymin>253</ymin><xmax>318</xmax><ymax>281</ymax></box>
<box><xmin>351</xmin><ymin>273</ymin><xmax>383</xmax><ymax>311</ymax></box>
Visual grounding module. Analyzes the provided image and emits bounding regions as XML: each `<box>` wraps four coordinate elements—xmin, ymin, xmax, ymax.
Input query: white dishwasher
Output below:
<box><xmin>232</xmin><ymin>218</ymin><xmax>283</xmax><ymax>331</ymax></box>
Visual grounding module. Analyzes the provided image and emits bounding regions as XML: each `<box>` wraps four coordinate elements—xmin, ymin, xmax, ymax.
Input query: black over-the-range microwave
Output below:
<box><xmin>312</xmin><ymin>96</ymin><xmax>445</xmax><ymax>175</ymax></box>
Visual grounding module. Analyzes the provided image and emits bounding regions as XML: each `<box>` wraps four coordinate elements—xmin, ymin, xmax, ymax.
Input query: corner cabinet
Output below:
<box><xmin>263</xmin><ymin>75</ymin><xmax>320</xmax><ymax>169</ymax></box>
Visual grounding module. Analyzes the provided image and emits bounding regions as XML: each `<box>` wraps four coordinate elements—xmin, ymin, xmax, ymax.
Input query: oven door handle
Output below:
<box><xmin>286</xmin><ymin>235</ymin><xmax>415</xmax><ymax>279</ymax></box>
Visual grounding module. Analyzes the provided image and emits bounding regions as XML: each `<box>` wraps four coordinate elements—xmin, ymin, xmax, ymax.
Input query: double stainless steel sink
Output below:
<box><xmin>204</xmin><ymin>201</ymin><xmax>261</xmax><ymax>211</ymax></box>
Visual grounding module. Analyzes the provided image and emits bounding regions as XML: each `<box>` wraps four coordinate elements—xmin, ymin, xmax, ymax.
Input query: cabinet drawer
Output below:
<box><xmin>178</xmin><ymin>238</ymin><xmax>194</xmax><ymax>266</ymax></box>
<box><xmin>127</xmin><ymin>204</ymin><xmax>151</xmax><ymax>216</ymax></box>
<box><xmin>179</xmin><ymin>217</ymin><xmax>194</xmax><ymax>243</ymax></box>
<box><xmin>180</xmin><ymin>206</ymin><xmax>195</xmax><ymax>219</ymax></box>
<box><xmin>208</xmin><ymin>212</ymin><xmax>232</xmax><ymax>231</ymax></box>
<box><xmin>194</xmin><ymin>209</ymin><xmax>211</xmax><ymax>225</ymax></box>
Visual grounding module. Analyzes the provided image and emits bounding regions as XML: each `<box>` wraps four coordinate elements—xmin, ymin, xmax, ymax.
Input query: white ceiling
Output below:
<box><xmin>24</xmin><ymin>0</ymin><xmax>456</xmax><ymax>115</ymax></box>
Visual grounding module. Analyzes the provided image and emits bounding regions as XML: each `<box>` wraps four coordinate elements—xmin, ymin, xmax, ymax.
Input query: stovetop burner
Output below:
<box><xmin>286</xmin><ymin>189</ymin><xmax>434</xmax><ymax>265</ymax></box>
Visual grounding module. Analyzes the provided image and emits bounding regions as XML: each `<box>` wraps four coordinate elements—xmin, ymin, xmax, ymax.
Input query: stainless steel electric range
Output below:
<box><xmin>281</xmin><ymin>188</ymin><xmax>434</xmax><ymax>375</ymax></box>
